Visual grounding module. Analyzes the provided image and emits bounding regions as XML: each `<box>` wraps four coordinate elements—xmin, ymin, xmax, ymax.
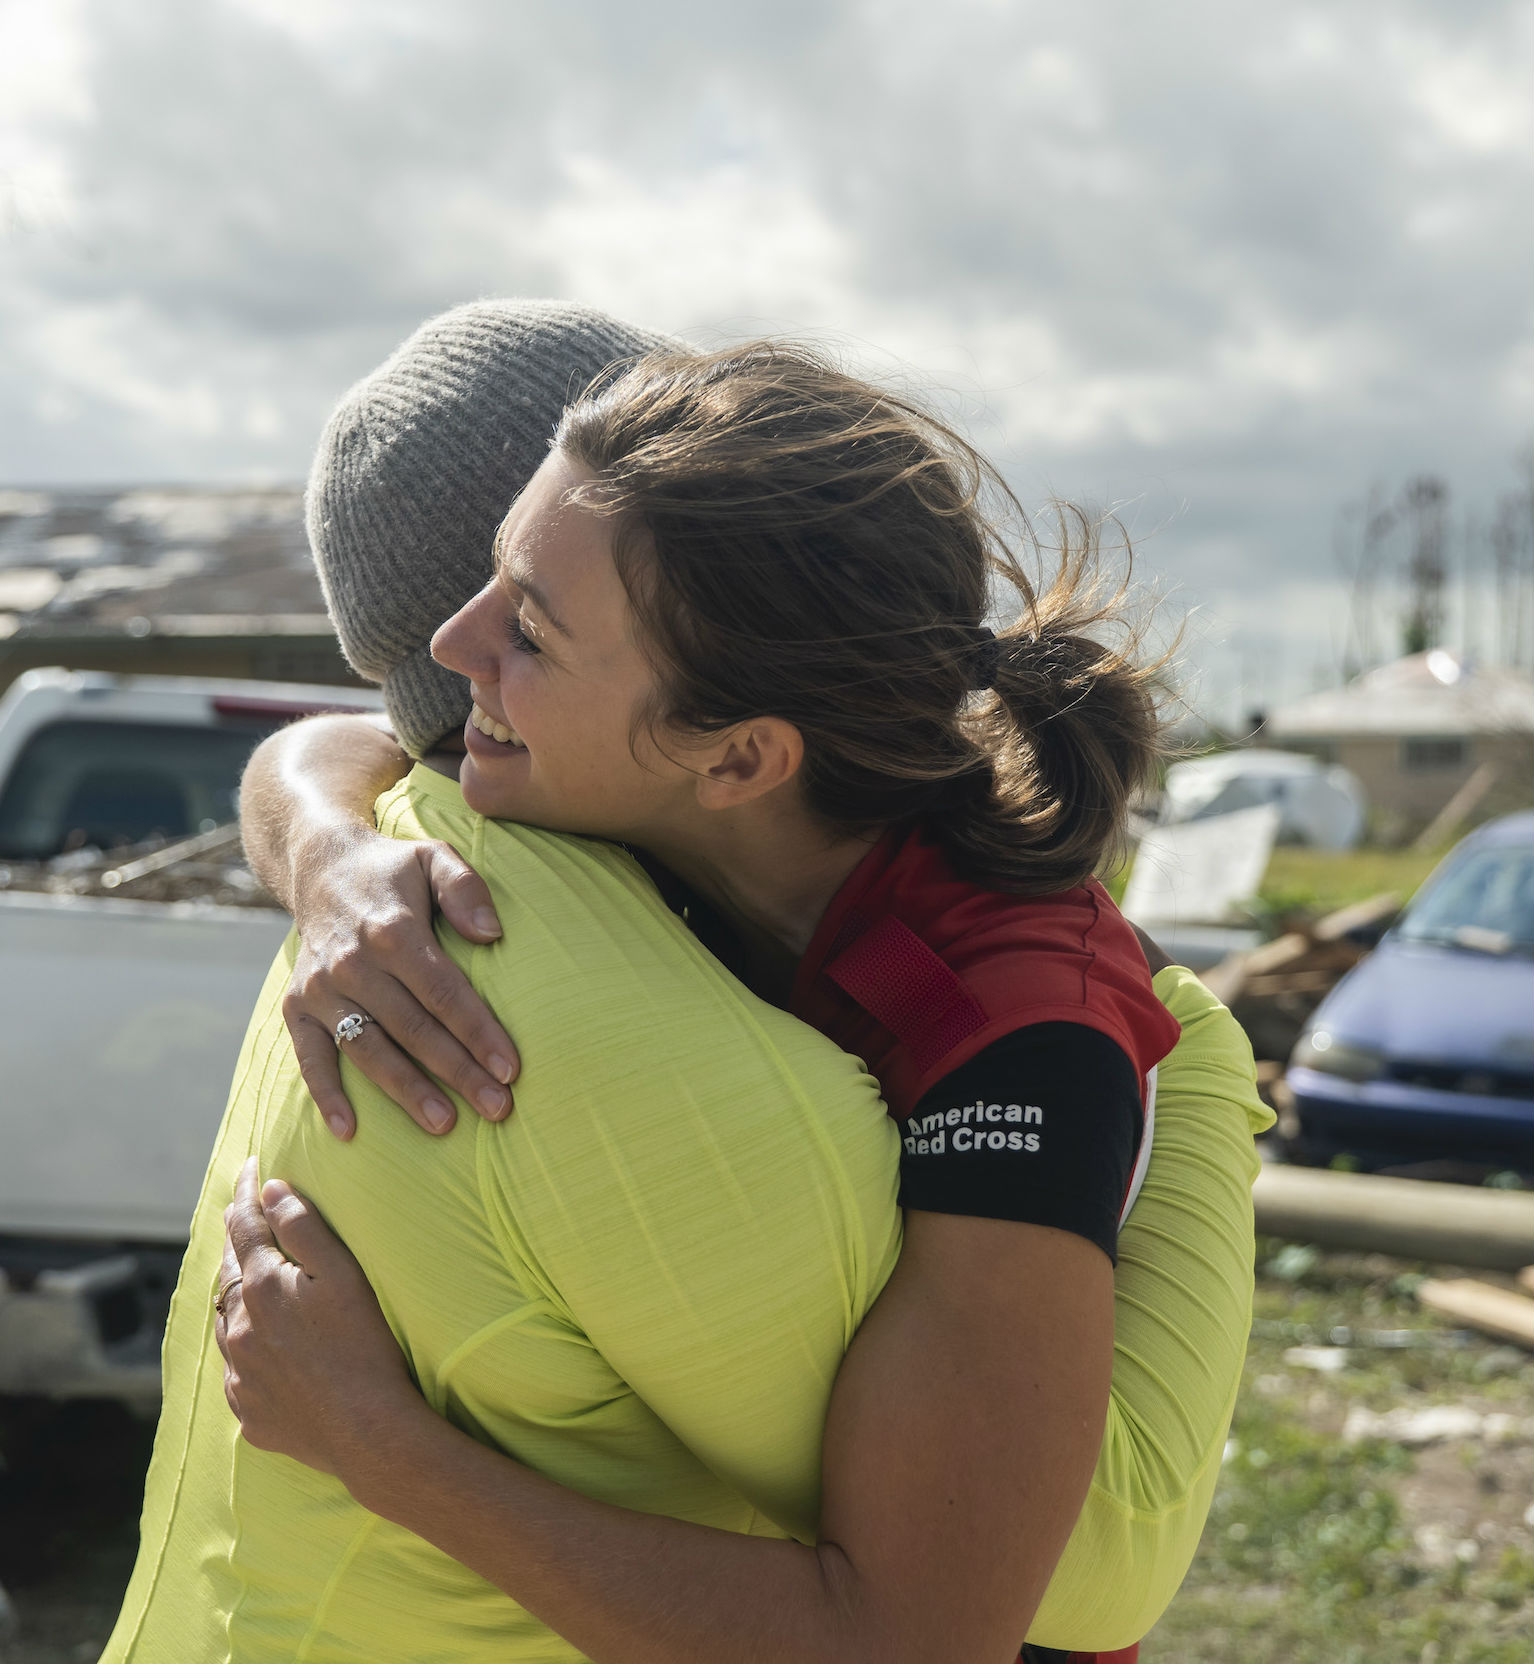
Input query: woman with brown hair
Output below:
<box><xmin>212</xmin><ymin>333</ymin><xmax>1268</xmax><ymax>1660</ymax></box>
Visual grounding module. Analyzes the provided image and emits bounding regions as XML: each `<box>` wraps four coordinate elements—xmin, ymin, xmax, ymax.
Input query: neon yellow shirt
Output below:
<box><xmin>105</xmin><ymin>766</ymin><xmax>1269</xmax><ymax>1661</ymax></box>
<box><xmin>104</xmin><ymin>766</ymin><xmax>902</xmax><ymax>1663</ymax></box>
<box><xmin>1028</xmin><ymin>965</ymin><xmax>1270</xmax><ymax>1650</ymax></box>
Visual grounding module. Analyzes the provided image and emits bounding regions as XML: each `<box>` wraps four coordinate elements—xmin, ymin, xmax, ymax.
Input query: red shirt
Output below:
<box><xmin>790</xmin><ymin>825</ymin><xmax>1180</xmax><ymax>1123</ymax></box>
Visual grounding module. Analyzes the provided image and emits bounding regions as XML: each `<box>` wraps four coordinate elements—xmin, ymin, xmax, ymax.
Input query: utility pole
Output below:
<box><xmin>1460</xmin><ymin>509</ymin><xmax>1478</xmax><ymax>663</ymax></box>
<box><xmin>1490</xmin><ymin>484</ymin><xmax>1533</xmax><ymax>672</ymax></box>
<box><xmin>1401</xmin><ymin>475</ymin><xmax>1448</xmax><ymax>656</ymax></box>
<box><xmin>1341</xmin><ymin>483</ymin><xmax>1395</xmax><ymax>677</ymax></box>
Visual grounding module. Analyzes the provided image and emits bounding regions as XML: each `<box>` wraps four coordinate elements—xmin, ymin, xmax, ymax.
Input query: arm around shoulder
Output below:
<box><xmin>240</xmin><ymin>712</ymin><xmax>410</xmax><ymax>913</ymax></box>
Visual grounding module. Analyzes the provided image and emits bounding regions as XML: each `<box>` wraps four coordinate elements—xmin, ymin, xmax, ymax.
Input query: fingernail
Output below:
<box><xmin>424</xmin><ymin>1096</ymin><xmax>455</xmax><ymax>1132</ymax></box>
<box><xmin>477</xmin><ymin>1085</ymin><xmax>509</xmax><ymax>1120</ymax></box>
<box><xmin>326</xmin><ymin>1112</ymin><xmax>350</xmax><ymax>1139</ymax></box>
<box><xmin>489</xmin><ymin>1055</ymin><xmax>514</xmax><ymax>1084</ymax></box>
<box><xmin>473</xmin><ymin>908</ymin><xmax>502</xmax><ymax>938</ymax></box>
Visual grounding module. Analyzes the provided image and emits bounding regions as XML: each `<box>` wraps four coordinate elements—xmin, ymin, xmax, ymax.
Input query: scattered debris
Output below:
<box><xmin>97</xmin><ymin>822</ymin><xmax>242</xmax><ymax>889</ymax></box>
<box><xmin>1416</xmin><ymin>1277</ymin><xmax>1534</xmax><ymax>1351</ymax></box>
<box><xmin>0</xmin><ymin>486</ymin><xmax>315</xmax><ymax>639</ymax></box>
<box><xmin>0</xmin><ymin>826</ymin><xmax>279</xmax><ymax>911</ymax></box>
<box><xmin>1158</xmin><ymin>749</ymin><xmax>1367</xmax><ymax>851</ymax></box>
<box><xmin>1412</xmin><ymin>1525</ymin><xmax>1481</xmax><ymax>1569</ymax></box>
<box><xmin>1202</xmin><ymin>893</ymin><xmax>1401</xmax><ymax>1060</ymax></box>
<box><xmin>1283</xmin><ymin>1345</ymin><xmax>1349</xmax><ymax>1373</ymax></box>
<box><xmin>1342</xmin><ymin>1405</ymin><xmax>1531</xmax><ymax>1447</ymax></box>
<box><xmin>1473</xmin><ymin>1347</ymin><xmax>1526</xmax><ymax>1379</ymax></box>
<box><xmin>1121</xmin><ymin>802</ymin><xmax>1281</xmax><ymax>927</ymax></box>
<box><xmin>1249</xmin><ymin>1316</ymin><xmax>1468</xmax><ymax>1351</ymax></box>
<box><xmin>1262</xmin><ymin>1241</ymin><xmax>1321</xmax><ymax>1283</ymax></box>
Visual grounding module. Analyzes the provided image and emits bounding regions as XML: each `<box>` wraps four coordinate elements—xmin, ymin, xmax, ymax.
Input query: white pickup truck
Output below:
<box><xmin>0</xmin><ymin>666</ymin><xmax>382</xmax><ymax>1408</ymax></box>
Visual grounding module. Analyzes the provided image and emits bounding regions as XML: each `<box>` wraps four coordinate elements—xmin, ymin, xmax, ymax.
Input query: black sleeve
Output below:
<box><xmin>895</xmin><ymin>1023</ymin><xmax>1142</xmax><ymax>1263</ymax></box>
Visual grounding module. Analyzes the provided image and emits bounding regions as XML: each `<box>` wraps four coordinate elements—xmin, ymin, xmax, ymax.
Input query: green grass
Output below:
<box><xmin>1104</xmin><ymin>845</ymin><xmax>1450</xmax><ymax>923</ymax></box>
<box><xmin>1140</xmin><ymin>1243</ymin><xmax>1534</xmax><ymax>1663</ymax></box>
<box><xmin>1254</xmin><ymin>846</ymin><xmax>1451</xmax><ymax>921</ymax></box>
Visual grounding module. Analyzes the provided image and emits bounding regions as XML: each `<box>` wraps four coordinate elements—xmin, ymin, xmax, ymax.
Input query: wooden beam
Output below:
<box><xmin>1311</xmin><ymin>893</ymin><xmax>1401</xmax><ymax>943</ymax></box>
<box><xmin>1417</xmin><ymin>1278</ymin><xmax>1534</xmax><ymax>1349</ymax></box>
<box><xmin>1413</xmin><ymin>762</ymin><xmax>1499</xmax><ymax>853</ymax></box>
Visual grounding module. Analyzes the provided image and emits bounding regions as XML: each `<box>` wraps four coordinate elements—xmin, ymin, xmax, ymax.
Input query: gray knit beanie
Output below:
<box><xmin>307</xmin><ymin>299</ymin><xmax>676</xmax><ymax>757</ymax></box>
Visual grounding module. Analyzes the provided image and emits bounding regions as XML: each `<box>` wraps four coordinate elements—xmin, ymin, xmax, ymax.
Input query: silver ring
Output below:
<box><xmin>334</xmin><ymin>1011</ymin><xmax>373</xmax><ymax>1047</ymax></box>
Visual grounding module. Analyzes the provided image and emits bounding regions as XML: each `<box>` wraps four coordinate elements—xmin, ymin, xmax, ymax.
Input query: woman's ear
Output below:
<box><xmin>693</xmin><ymin>717</ymin><xmax>804</xmax><ymax>810</ymax></box>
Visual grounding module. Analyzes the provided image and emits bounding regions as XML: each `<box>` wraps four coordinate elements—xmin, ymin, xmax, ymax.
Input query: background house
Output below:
<box><xmin>1269</xmin><ymin>650</ymin><xmax>1534</xmax><ymax>842</ymax></box>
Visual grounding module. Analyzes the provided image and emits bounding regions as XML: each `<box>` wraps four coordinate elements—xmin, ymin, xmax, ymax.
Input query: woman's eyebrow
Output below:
<box><xmin>492</xmin><ymin>521</ymin><xmax>572</xmax><ymax>637</ymax></box>
<box><xmin>512</xmin><ymin>572</ymin><xmax>571</xmax><ymax>638</ymax></box>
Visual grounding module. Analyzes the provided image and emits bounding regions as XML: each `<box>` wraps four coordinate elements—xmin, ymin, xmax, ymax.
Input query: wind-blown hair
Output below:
<box><xmin>555</xmin><ymin>341</ymin><xmax>1162</xmax><ymax>896</ymax></box>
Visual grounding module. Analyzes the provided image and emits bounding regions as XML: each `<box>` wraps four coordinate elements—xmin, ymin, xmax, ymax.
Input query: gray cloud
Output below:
<box><xmin>1</xmin><ymin>0</ymin><xmax>1529</xmax><ymax>718</ymax></box>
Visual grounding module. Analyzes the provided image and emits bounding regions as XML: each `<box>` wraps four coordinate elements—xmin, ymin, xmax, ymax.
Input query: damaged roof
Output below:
<box><xmin>0</xmin><ymin>486</ymin><xmax>329</xmax><ymax>640</ymax></box>
<box><xmin>1271</xmin><ymin>650</ymin><xmax>1534</xmax><ymax>739</ymax></box>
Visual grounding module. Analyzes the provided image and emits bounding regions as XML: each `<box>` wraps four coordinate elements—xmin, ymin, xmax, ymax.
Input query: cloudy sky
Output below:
<box><xmin>1</xmin><ymin>0</ymin><xmax>1530</xmax><ymax>723</ymax></box>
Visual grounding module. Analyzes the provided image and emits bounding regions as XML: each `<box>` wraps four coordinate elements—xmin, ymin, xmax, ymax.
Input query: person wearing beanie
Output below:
<box><xmin>309</xmin><ymin>299</ymin><xmax>675</xmax><ymax>758</ymax></box>
<box><xmin>110</xmin><ymin>312</ymin><xmax>1266</xmax><ymax>1663</ymax></box>
<box><xmin>106</xmin><ymin>301</ymin><xmax>905</xmax><ymax>1664</ymax></box>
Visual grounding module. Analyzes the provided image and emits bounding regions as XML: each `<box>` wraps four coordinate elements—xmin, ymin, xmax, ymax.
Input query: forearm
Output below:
<box><xmin>342</xmin><ymin>1398</ymin><xmax>878</xmax><ymax>1664</ymax></box>
<box><xmin>338</xmin><ymin>1222</ymin><xmax>1104</xmax><ymax>1663</ymax></box>
<box><xmin>240</xmin><ymin>716</ymin><xmax>410</xmax><ymax>913</ymax></box>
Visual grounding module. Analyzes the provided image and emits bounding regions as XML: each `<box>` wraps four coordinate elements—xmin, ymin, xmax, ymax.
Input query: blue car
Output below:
<box><xmin>1287</xmin><ymin>810</ymin><xmax>1534</xmax><ymax>1174</ymax></box>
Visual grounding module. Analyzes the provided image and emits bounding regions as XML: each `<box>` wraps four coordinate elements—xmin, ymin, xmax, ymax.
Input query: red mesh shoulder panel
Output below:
<box><xmin>823</xmin><ymin>913</ymin><xmax>988</xmax><ymax>1077</ymax></box>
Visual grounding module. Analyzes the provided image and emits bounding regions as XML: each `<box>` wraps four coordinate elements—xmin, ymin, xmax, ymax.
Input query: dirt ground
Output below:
<box><xmin>3</xmin><ymin>1246</ymin><xmax>1531</xmax><ymax>1664</ymax></box>
<box><xmin>1141</xmin><ymin>1244</ymin><xmax>1534</xmax><ymax>1663</ymax></box>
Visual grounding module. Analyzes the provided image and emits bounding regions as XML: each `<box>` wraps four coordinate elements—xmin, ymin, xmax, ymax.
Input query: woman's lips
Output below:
<box><xmin>466</xmin><ymin>701</ymin><xmax>527</xmax><ymax>754</ymax></box>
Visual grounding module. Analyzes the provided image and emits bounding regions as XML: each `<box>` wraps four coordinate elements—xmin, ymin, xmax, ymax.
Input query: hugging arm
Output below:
<box><xmin>239</xmin><ymin>716</ymin><xmax>518</xmax><ymax>1136</ymax></box>
<box><xmin>221</xmin><ymin>1175</ymin><xmax>1112</xmax><ymax>1663</ymax></box>
<box><xmin>243</xmin><ymin>720</ymin><xmax>1173</xmax><ymax>1137</ymax></box>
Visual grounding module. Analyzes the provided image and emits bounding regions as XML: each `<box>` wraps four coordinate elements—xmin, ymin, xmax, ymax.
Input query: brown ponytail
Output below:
<box><xmin>557</xmin><ymin>343</ymin><xmax>1164</xmax><ymax>896</ymax></box>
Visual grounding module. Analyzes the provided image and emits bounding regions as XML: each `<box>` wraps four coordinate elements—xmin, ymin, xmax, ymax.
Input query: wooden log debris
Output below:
<box><xmin>1200</xmin><ymin>893</ymin><xmax>1402</xmax><ymax>1062</ymax></box>
<box><xmin>0</xmin><ymin>824</ymin><xmax>278</xmax><ymax>910</ymax></box>
<box><xmin>1416</xmin><ymin>1278</ymin><xmax>1534</xmax><ymax>1350</ymax></box>
<box><xmin>1412</xmin><ymin>762</ymin><xmax>1500</xmax><ymax>854</ymax></box>
<box><xmin>1254</xmin><ymin>1163</ymin><xmax>1534</xmax><ymax>1272</ymax></box>
<box><xmin>99</xmin><ymin>822</ymin><xmax>242</xmax><ymax>889</ymax></box>
<box><xmin>1202</xmin><ymin>892</ymin><xmax>1402</xmax><ymax>1004</ymax></box>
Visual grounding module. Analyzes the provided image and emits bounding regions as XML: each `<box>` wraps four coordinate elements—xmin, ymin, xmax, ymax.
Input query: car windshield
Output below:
<box><xmin>1397</xmin><ymin>842</ymin><xmax>1534</xmax><ymax>956</ymax></box>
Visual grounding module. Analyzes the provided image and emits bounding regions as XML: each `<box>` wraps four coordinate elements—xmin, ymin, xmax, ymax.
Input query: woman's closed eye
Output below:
<box><xmin>506</xmin><ymin>614</ymin><xmax>541</xmax><ymax>655</ymax></box>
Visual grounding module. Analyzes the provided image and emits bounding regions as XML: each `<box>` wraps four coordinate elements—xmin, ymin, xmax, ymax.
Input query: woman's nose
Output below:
<box><xmin>431</xmin><ymin>585</ymin><xmax>501</xmax><ymax>680</ymax></box>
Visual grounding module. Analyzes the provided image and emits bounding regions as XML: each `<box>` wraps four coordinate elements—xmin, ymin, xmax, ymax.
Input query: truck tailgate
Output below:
<box><xmin>0</xmin><ymin>893</ymin><xmax>289</xmax><ymax>1242</ymax></box>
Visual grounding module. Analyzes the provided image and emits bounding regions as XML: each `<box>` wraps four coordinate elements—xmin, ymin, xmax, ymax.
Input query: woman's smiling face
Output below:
<box><xmin>430</xmin><ymin>448</ymin><xmax>691</xmax><ymax>842</ymax></box>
